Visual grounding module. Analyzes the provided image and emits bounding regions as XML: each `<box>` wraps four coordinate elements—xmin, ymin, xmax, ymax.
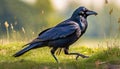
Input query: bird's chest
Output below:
<box><xmin>79</xmin><ymin>17</ymin><xmax>87</xmax><ymax>31</ymax></box>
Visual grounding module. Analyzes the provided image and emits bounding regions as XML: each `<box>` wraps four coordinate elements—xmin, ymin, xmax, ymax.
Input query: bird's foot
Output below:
<box><xmin>76</xmin><ymin>54</ymin><xmax>89</xmax><ymax>60</ymax></box>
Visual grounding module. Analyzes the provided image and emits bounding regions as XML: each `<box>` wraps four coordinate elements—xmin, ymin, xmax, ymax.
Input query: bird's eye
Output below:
<box><xmin>83</xmin><ymin>8</ymin><xmax>86</xmax><ymax>11</ymax></box>
<box><xmin>81</xmin><ymin>11</ymin><xmax>84</xmax><ymax>14</ymax></box>
<box><xmin>78</xmin><ymin>11</ymin><xmax>84</xmax><ymax>15</ymax></box>
<box><xmin>83</xmin><ymin>8</ymin><xmax>88</xmax><ymax>12</ymax></box>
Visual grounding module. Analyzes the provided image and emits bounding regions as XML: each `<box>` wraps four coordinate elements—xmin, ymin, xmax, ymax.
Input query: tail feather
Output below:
<box><xmin>22</xmin><ymin>38</ymin><xmax>41</xmax><ymax>48</ymax></box>
<box><xmin>13</xmin><ymin>42</ymin><xmax>42</xmax><ymax>57</ymax></box>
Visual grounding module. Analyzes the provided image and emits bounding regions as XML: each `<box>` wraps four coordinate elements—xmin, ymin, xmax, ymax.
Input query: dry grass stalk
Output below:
<box><xmin>32</xmin><ymin>32</ymin><xmax>35</xmax><ymax>35</ymax></box>
<box><xmin>4</xmin><ymin>21</ymin><xmax>9</xmax><ymax>40</ymax></box>
<box><xmin>109</xmin><ymin>8</ymin><xmax>113</xmax><ymax>15</ymax></box>
<box><xmin>118</xmin><ymin>18</ymin><xmax>120</xmax><ymax>24</ymax></box>
<box><xmin>105</xmin><ymin>0</ymin><xmax>108</xmax><ymax>4</ymax></box>
<box><xmin>95</xmin><ymin>60</ymin><xmax>107</xmax><ymax>69</ymax></box>
<box><xmin>42</xmin><ymin>10</ymin><xmax>44</xmax><ymax>14</ymax></box>
<box><xmin>10</xmin><ymin>24</ymin><xmax>14</xmax><ymax>30</ymax></box>
<box><xmin>22</xmin><ymin>27</ymin><xmax>25</xmax><ymax>34</ymax></box>
<box><xmin>4</xmin><ymin>21</ymin><xmax>9</xmax><ymax>28</ymax></box>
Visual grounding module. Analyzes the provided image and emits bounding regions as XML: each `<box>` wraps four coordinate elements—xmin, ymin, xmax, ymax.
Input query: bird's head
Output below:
<box><xmin>71</xmin><ymin>6</ymin><xmax>97</xmax><ymax>18</ymax></box>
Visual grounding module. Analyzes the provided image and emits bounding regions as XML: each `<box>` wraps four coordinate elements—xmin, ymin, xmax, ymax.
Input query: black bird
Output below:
<box><xmin>13</xmin><ymin>6</ymin><xmax>97</xmax><ymax>63</ymax></box>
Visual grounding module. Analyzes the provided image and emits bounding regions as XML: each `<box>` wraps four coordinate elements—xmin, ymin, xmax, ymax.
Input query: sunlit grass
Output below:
<box><xmin>0</xmin><ymin>41</ymin><xmax>120</xmax><ymax>69</ymax></box>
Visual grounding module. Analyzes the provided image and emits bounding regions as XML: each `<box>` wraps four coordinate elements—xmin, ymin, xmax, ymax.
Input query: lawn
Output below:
<box><xmin>0</xmin><ymin>40</ymin><xmax>120</xmax><ymax>69</ymax></box>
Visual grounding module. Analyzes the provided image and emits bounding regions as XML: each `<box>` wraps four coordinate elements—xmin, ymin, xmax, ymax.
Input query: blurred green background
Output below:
<box><xmin>0</xmin><ymin>0</ymin><xmax>120</xmax><ymax>41</ymax></box>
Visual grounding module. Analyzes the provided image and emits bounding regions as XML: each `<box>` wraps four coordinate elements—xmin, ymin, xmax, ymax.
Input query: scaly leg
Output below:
<box><xmin>64</xmin><ymin>47</ymin><xmax>89</xmax><ymax>60</ymax></box>
<box><xmin>56</xmin><ymin>48</ymin><xmax>62</xmax><ymax>55</ymax></box>
<box><xmin>51</xmin><ymin>47</ymin><xmax>59</xmax><ymax>63</ymax></box>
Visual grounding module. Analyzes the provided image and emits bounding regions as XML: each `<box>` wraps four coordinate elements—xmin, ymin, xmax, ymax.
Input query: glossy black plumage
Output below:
<box><xmin>13</xmin><ymin>6</ymin><xmax>97</xmax><ymax>63</ymax></box>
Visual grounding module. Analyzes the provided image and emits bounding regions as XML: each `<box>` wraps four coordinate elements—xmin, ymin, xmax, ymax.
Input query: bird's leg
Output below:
<box><xmin>51</xmin><ymin>47</ymin><xmax>59</xmax><ymax>63</ymax></box>
<box><xmin>56</xmin><ymin>48</ymin><xmax>62</xmax><ymax>55</ymax></box>
<box><xmin>64</xmin><ymin>47</ymin><xmax>89</xmax><ymax>60</ymax></box>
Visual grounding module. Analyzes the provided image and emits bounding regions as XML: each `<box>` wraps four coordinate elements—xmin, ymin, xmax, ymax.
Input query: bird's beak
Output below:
<box><xmin>86</xmin><ymin>10</ymin><xmax>97</xmax><ymax>16</ymax></box>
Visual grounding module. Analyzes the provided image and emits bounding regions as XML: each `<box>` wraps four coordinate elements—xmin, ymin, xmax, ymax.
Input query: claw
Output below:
<box><xmin>76</xmin><ymin>55</ymin><xmax>89</xmax><ymax>60</ymax></box>
<box><xmin>76</xmin><ymin>55</ymin><xmax>79</xmax><ymax>60</ymax></box>
<box><xmin>83</xmin><ymin>56</ymin><xmax>89</xmax><ymax>58</ymax></box>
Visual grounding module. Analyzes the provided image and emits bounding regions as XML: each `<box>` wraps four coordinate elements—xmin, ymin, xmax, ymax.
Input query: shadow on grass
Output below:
<box><xmin>0</xmin><ymin>59</ymin><xmax>97</xmax><ymax>69</ymax></box>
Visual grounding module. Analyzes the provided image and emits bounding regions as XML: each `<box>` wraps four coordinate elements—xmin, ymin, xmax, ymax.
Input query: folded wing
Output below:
<box><xmin>38</xmin><ymin>22</ymin><xmax>80</xmax><ymax>41</ymax></box>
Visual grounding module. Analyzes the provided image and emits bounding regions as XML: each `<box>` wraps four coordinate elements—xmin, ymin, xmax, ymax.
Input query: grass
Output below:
<box><xmin>0</xmin><ymin>40</ymin><xmax>120</xmax><ymax>69</ymax></box>
<box><xmin>0</xmin><ymin>1</ymin><xmax>120</xmax><ymax>69</ymax></box>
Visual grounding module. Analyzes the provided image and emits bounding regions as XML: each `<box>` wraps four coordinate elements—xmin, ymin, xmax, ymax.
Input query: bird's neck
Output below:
<box><xmin>70</xmin><ymin>16</ymin><xmax>88</xmax><ymax>32</ymax></box>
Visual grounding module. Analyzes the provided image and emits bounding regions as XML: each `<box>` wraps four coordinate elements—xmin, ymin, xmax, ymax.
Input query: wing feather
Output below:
<box><xmin>38</xmin><ymin>22</ymin><xmax>80</xmax><ymax>41</ymax></box>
